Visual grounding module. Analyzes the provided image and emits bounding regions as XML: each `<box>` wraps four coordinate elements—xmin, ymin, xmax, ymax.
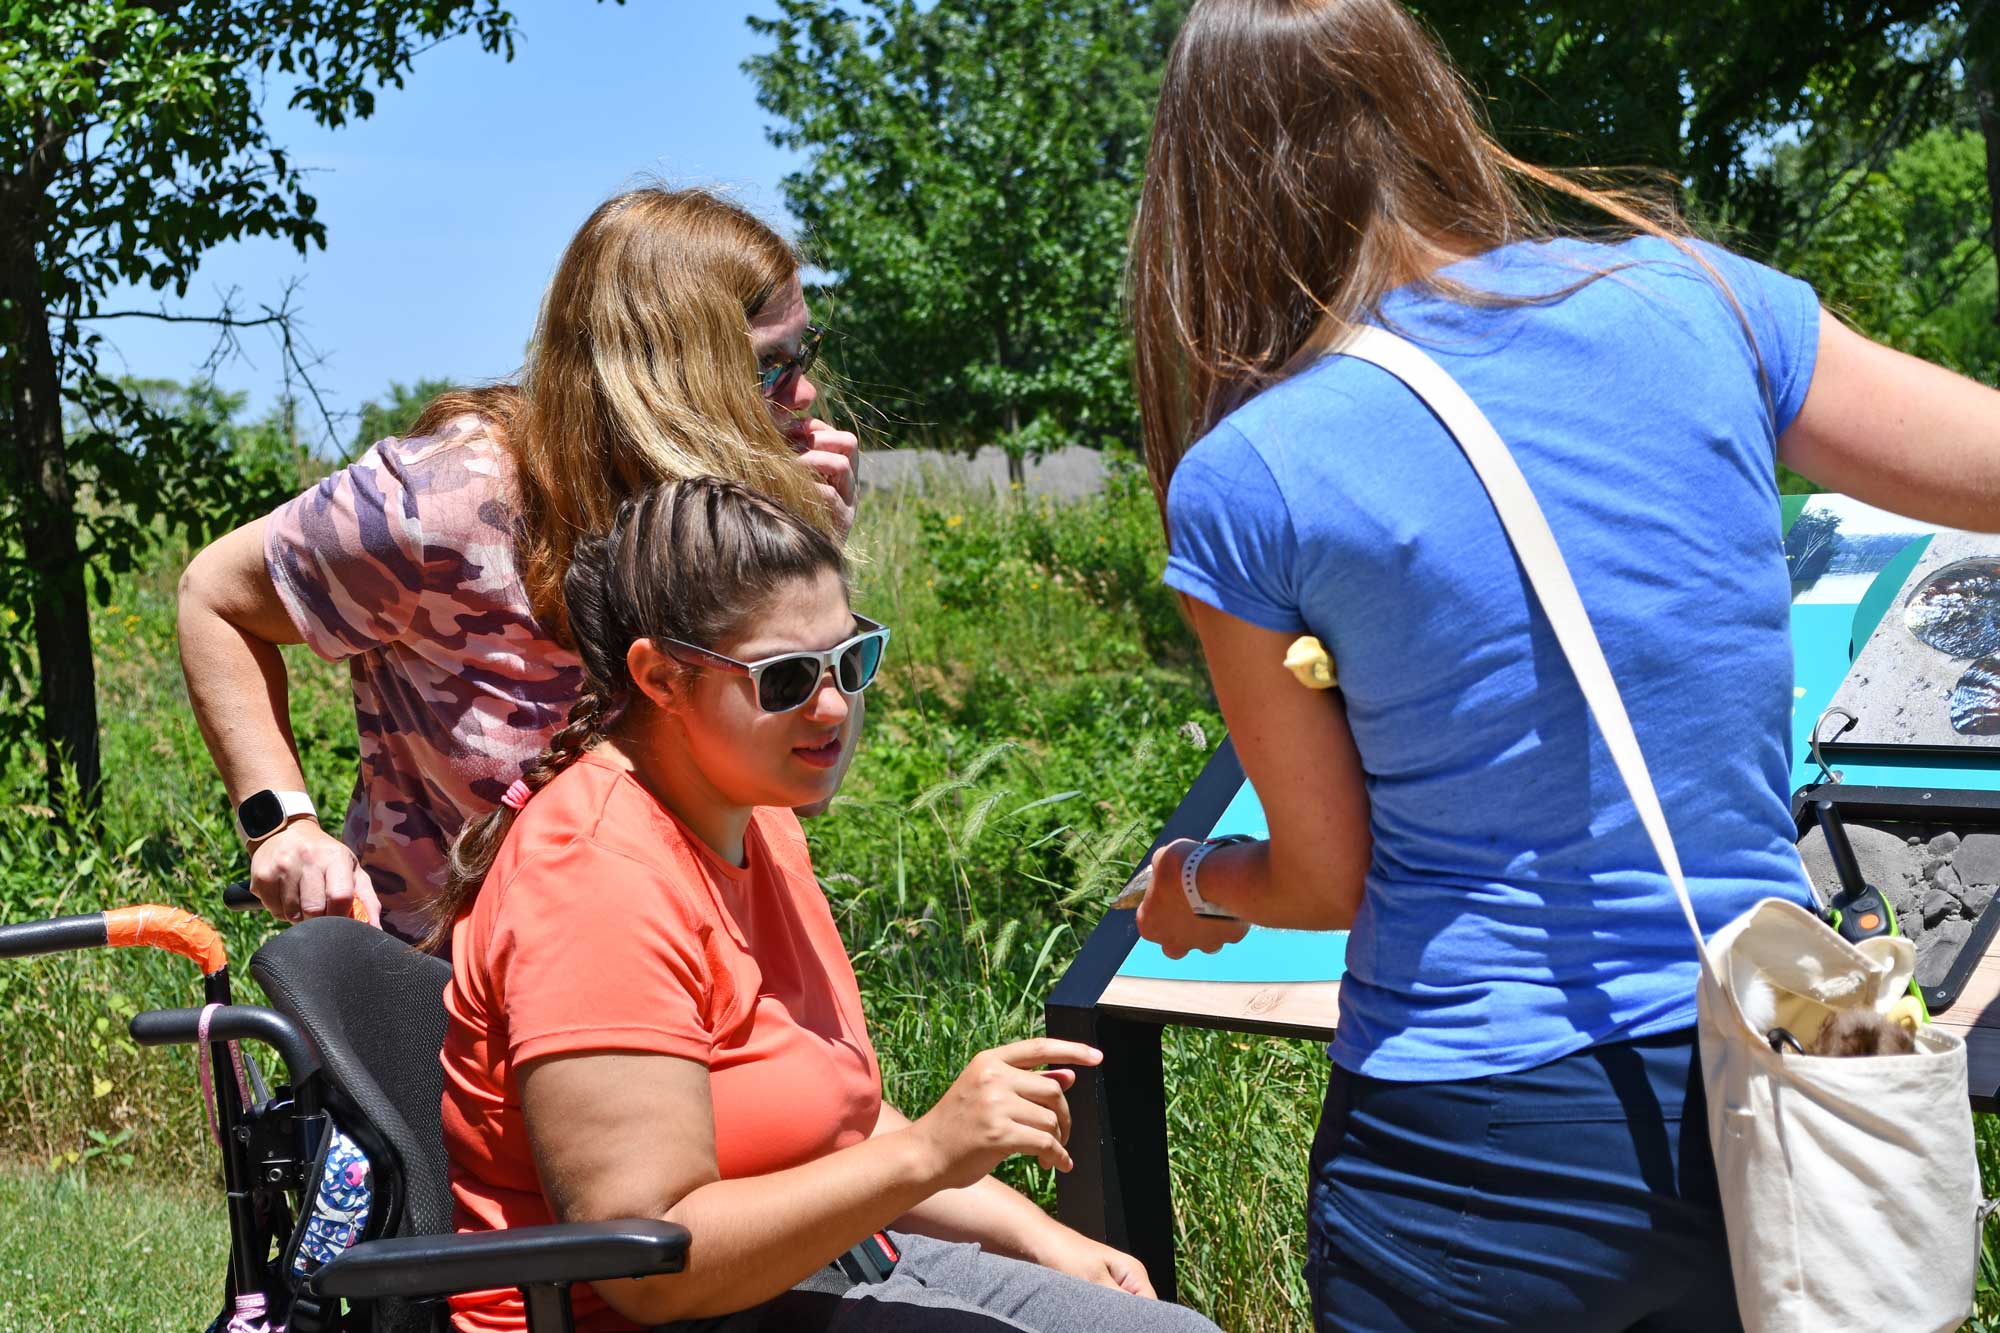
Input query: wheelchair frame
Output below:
<box><xmin>0</xmin><ymin>896</ymin><xmax>689</xmax><ymax>1333</ymax></box>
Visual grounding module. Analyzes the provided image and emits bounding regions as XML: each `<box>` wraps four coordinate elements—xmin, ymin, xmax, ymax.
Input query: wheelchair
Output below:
<box><xmin>0</xmin><ymin>899</ymin><xmax>688</xmax><ymax>1333</ymax></box>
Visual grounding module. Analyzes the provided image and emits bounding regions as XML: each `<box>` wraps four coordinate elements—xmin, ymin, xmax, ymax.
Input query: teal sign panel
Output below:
<box><xmin>1117</xmin><ymin>782</ymin><xmax>1348</xmax><ymax>983</ymax></box>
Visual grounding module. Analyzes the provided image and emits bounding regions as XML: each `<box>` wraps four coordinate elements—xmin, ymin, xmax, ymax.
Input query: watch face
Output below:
<box><xmin>238</xmin><ymin>790</ymin><xmax>286</xmax><ymax>840</ymax></box>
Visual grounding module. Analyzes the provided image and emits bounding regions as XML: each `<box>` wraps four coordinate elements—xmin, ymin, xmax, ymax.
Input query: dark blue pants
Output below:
<box><xmin>1306</xmin><ymin>1028</ymin><xmax>1741</xmax><ymax>1332</ymax></box>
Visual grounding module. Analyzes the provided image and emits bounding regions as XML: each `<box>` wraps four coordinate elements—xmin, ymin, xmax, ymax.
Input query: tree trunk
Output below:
<box><xmin>1</xmin><ymin>221</ymin><xmax>101</xmax><ymax>805</ymax></box>
<box><xmin>1973</xmin><ymin>53</ymin><xmax>2000</xmax><ymax>331</ymax></box>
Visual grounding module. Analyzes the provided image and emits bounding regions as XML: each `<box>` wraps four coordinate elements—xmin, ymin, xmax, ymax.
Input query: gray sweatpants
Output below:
<box><xmin>656</xmin><ymin>1231</ymin><xmax>1221</xmax><ymax>1332</ymax></box>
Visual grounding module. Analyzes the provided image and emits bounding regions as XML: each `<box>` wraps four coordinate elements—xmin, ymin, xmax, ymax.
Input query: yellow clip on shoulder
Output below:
<box><xmin>1284</xmin><ymin>635</ymin><xmax>1336</xmax><ymax>690</ymax></box>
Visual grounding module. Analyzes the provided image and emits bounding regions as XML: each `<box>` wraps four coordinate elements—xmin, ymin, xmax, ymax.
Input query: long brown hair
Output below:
<box><xmin>1128</xmin><ymin>0</ymin><xmax>1721</xmax><ymax>521</ymax></box>
<box><xmin>408</xmin><ymin>187</ymin><xmax>834</xmax><ymax>643</ymax></box>
<box><xmin>421</xmin><ymin>475</ymin><xmax>846</xmax><ymax>953</ymax></box>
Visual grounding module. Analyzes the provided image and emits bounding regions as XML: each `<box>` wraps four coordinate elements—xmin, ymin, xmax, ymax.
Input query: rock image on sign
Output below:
<box><xmin>1829</xmin><ymin>536</ymin><xmax>2000</xmax><ymax>750</ymax></box>
<box><xmin>1799</xmin><ymin>822</ymin><xmax>2000</xmax><ymax>989</ymax></box>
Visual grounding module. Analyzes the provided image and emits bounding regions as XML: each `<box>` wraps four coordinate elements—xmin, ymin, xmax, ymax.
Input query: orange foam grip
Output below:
<box><xmin>104</xmin><ymin>905</ymin><xmax>228</xmax><ymax>975</ymax></box>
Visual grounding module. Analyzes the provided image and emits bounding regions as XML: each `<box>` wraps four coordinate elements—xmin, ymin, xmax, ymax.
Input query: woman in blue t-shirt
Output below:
<box><xmin>1124</xmin><ymin>2</ymin><xmax>2000</xmax><ymax>1330</ymax></box>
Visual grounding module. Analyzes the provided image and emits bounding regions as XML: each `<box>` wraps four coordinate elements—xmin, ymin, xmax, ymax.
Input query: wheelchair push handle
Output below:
<box><xmin>0</xmin><ymin>905</ymin><xmax>227</xmax><ymax>975</ymax></box>
<box><xmin>0</xmin><ymin>913</ymin><xmax>111</xmax><ymax>960</ymax></box>
<box><xmin>223</xmin><ymin>878</ymin><xmax>372</xmax><ymax>924</ymax></box>
<box><xmin>130</xmin><ymin>1004</ymin><xmax>320</xmax><ymax>1086</ymax></box>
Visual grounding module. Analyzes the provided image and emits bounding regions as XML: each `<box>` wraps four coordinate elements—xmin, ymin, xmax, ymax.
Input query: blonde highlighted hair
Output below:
<box><xmin>410</xmin><ymin>187</ymin><xmax>834</xmax><ymax>643</ymax></box>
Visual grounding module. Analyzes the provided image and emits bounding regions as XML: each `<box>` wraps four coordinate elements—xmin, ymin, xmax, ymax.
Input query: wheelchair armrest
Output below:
<box><xmin>308</xmin><ymin>1219</ymin><xmax>691</xmax><ymax>1301</ymax></box>
<box><xmin>129</xmin><ymin>1004</ymin><xmax>321</xmax><ymax>1086</ymax></box>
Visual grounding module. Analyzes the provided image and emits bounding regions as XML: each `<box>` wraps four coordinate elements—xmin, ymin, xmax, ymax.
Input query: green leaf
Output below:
<box><xmin>1005</xmin><ymin>790</ymin><xmax>1082</xmax><ymax>820</ymax></box>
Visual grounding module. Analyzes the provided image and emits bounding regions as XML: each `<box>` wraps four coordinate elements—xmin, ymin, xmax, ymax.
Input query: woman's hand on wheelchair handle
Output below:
<box><xmin>909</xmin><ymin>1038</ymin><xmax>1100</xmax><ymax>1190</ymax></box>
<box><xmin>250</xmin><ymin>820</ymin><xmax>381</xmax><ymax>927</ymax></box>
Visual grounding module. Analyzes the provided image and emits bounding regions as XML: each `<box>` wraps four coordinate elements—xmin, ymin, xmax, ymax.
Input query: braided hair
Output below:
<box><xmin>421</xmin><ymin>475</ymin><xmax>846</xmax><ymax>953</ymax></box>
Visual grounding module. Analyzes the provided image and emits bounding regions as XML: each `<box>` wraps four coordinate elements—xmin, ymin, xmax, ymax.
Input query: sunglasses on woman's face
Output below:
<box><xmin>661</xmin><ymin>615</ymin><xmax>890</xmax><ymax>714</ymax></box>
<box><xmin>757</xmin><ymin>323</ymin><xmax>825</xmax><ymax>399</ymax></box>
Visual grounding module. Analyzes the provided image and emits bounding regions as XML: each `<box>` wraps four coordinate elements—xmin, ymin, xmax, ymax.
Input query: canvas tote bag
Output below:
<box><xmin>1338</xmin><ymin>325</ymin><xmax>1981</xmax><ymax>1333</ymax></box>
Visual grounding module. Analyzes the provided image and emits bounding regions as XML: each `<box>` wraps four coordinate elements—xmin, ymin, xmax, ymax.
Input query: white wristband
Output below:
<box><xmin>1180</xmin><ymin>840</ymin><xmax>1240</xmax><ymax>919</ymax></box>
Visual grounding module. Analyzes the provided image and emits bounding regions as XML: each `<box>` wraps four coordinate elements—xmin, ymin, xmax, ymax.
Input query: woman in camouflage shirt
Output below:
<box><xmin>177</xmin><ymin>186</ymin><xmax>860</xmax><ymax>946</ymax></box>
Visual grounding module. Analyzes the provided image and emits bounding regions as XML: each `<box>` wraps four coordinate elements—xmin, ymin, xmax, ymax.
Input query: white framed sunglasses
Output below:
<box><xmin>660</xmin><ymin>615</ymin><xmax>890</xmax><ymax>713</ymax></box>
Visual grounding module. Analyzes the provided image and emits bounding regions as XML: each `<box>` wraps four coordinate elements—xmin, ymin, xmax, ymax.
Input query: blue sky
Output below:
<box><xmin>95</xmin><ymin>2</ymin><xmax>806</xmax><ymax>442</ymax></box>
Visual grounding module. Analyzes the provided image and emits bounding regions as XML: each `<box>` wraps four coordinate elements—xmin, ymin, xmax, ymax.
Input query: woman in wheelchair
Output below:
<box><xmin>429</xmin><ymin>476</ymin><xmax>1218</xmax><ymax>1332</ymax></box>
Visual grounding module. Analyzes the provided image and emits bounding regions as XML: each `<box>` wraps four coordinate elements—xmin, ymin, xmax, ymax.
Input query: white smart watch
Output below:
<box><xmin>1181</xmin><ymin>834</ymin><xmax>1256</xmax><ymax>919</ymax></box>
<box><xmin>236</xmin><ymin>789</ymin><xmax>316</xmax><ymax>843</ymax></box>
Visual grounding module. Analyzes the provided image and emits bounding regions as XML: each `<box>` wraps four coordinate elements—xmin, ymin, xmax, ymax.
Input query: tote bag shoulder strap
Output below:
<box><xmin>1336</xmin><ymin>325</ymin><xmax>1714</xmax><ymax>979</ymax></box>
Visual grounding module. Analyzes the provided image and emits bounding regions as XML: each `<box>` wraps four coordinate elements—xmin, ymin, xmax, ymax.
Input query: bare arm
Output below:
<box><xmin>177</xmin><ymin>518</ymin><xmax>306</xmax><ymax>796</ymax></box>
<box><xmin>522</xmin><ymin>1039</ymin><xmax>1097</xmax><ymax>1325</ymax></box>
<box><xmin>1136</xmin><ymin>599</ymin><xmax>1372</xmax><ymax>957</ymax></box>
<box><xmin>871</xmin><ymin>1101</ymin><xmax>1152</xmax><ymax>1296</ymax></box>
<box><xmin>176</xmin><ymin>518</ymin><xmax>378</xmax><ymax>924</ymax></box>
<box><xmin>1779</xmin><ymin>309</ymin><xmax>2000</xmax><ymax>532</ymax></box>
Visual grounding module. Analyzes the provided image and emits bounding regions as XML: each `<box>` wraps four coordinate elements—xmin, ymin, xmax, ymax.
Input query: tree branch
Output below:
<box><xmin>1917</xmin><ymin>225</ymin><xmax>1999</xmax><ymax>319</ymax></box>
<box><xmin>23</xmin><ymin>109</ymin><xmax>72</xmax><ymax>196</ymax></box>
<box><xmin>269</xmin><ymin>294</ymin><xmax>343</xmax><ymax>451</ymax></box>
<box><xmin>74</xmin><ymin>279</ymin><xmax>347</xmax><ymax>452</ymax></box>
<box><xmin>1780</xmin><ymin>16</ymin><xmax>1977</xmax><ymax>247</ymax></box>
<box><xmin>75</xmin><ymin>309</ymin><xmax>295</xmax><ymax>327</ymax></box>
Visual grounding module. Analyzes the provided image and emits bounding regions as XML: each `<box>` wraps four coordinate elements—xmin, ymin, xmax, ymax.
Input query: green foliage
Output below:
<box><xmin>0</xmin><ymin>376</ymin><xmax>303</xmax><ymax>764</ymax></box>
<box><xmin>911</xmin><ymin>460</ymin><xmax>1192</xmax><ymax>663</ymax></box>
<box><xmin>1013</xmin><ymin>463</ymin><xmax>1191</xmax><ymax>661</ymax></box>
<box><xmin>1414</xmin><ymin>1</ymin><xmax>1971</xmax><ymax>247</ymax></box>
<box><xmin>1</xmin><ymin>0</ymin><xmax>523</xmax><ymax>796</ymax></box>
<box><xmin>5</xmin><ymin>1</ymin><xmax>519</xmax><ymax>293</ymax></box>
<box><xmin>745</xmin><ymin>1</ymin><xmax>1996</xmax><ymax>472</ymax></box>
<box><xmin>745</xmin><ymin>0</ymin><xmax>1187</xmax><ymax>460</ymax></box>
<box><xmin>351</xmin><ymin>376</ymin><xmax>455</xmax><ymax>458</ymax></box>
<box><xmin>1775</xmin><ymin>126</ymin><xmax>2000</xmax><ymax>384</ymax></box>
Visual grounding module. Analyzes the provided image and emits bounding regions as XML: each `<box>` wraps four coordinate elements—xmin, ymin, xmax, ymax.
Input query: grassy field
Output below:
<box><xmin>0</xmin><ymin>1166</ymin><xmax>223</xmax><ymax>1332</ymax></box>
<box><xmin>1</xmin><ymin>459</ymin><xmax>1996</xmax><ymax>1331</ymax></box>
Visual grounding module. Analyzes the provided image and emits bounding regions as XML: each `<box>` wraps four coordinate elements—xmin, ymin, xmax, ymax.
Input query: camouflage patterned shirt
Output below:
<box><xmin>265</xmin><ymin>416</ymin><xmax>581</xmax><ymax>945</ymax></box>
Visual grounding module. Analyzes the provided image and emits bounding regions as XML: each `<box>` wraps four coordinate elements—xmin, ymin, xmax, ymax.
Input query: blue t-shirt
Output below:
<box><xmin>1164</xmin><ymin>236</ymin><xmax>1822</xmax><ymax>1081</ymax></box>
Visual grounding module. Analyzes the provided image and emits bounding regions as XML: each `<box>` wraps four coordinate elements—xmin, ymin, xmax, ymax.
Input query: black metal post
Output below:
<box><xmin>1045</xmin><ymin>736</ymin><xmax>1248</xmax><ymax>1306</ymax></box>
<box><xmin>202</xmin><ymin>968</ymin><xmax>265</xmax><ymax>1305</ymax></box>
<box><xmin>521</xmin><ymin>1283</ymin><xmax>576</xmax><ymax>1333</ymax></box>
<box><xmin>1050</xmin><ymin>1003</ymin><xmax>1176</xmax><ymax>1303</ymax></box>
<box><xmin>1813</xmin><ymin>798</ymin><xmax>1868</xmax><ymax>899</ymax></box>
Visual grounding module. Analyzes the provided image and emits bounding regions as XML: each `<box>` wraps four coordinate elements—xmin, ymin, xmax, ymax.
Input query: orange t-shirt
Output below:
<box><xmin>439</xmin><ymin>753</ymin><xmax>882</xmax><ymax>1333</ymax></box>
